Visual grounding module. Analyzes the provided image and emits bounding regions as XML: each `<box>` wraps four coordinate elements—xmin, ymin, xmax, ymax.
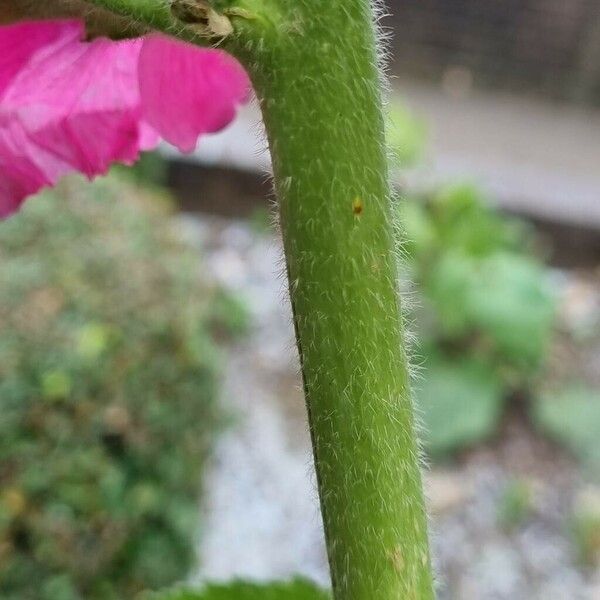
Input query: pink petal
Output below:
<box><xmin>0</xmin><ymin>20</ymin><xmax>72</xmax><ymax>97</ymax></box>
<box><xmin>0</xmin><ymin>118</ymin><xmax>60</xmax><ymax>217</ymax></box>
<box><xmin>0</xmin><ymin>21</ymin><xmax>250</xmax><ymax>218</ymax></box>
<box><xmin>2</xmin><ymin>26</ymin><xmax>147</xmax><ymax>176</ymax></box>
<box><xmin>138</xmin><ymin>36</ymin><xmax>250</xmax><ymax>152</ymax></box>
<box><xmin>0</xmin><ymin>20</ymin><xmax>152</xmax><ymax>217</ymax></box>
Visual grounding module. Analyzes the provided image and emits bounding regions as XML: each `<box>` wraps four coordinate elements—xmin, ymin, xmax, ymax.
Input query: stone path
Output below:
<box><xmin>400</xmin><ymin>80</ymin><xmax>600</xmax><ymax>229</ymax></box>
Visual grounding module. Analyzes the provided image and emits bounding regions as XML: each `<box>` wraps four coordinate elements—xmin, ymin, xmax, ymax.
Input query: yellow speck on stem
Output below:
<box><xmin>352</xmin><ymin>196</ymin><xmax>363</xmax><ymax>216</ymax></box>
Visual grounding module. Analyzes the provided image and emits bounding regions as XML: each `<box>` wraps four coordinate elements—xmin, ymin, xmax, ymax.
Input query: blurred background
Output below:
<box><xmin>2</xmin><ymin>2</ymin><xmax>600</xmax><ymax>599</ymax></box>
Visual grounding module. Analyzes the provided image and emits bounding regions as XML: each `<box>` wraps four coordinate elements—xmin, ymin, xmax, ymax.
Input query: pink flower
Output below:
<box><xmin>0</xmin><ymin>20</ymin><xmax>250</xmax><ymax>218</ymax></box>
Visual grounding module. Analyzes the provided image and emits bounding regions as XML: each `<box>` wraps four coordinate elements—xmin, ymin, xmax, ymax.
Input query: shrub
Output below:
<box><xmin>388</xmin><ymin>104</ymin><xmax>560</xmax><ymax>455</ymax></box>
<box><xmin>399</xmin><ymin>182</ymin><xmax>556</xmax><ymax>454</ymax></box>
<box><xmin>402</xmin><ymin>182</ymin><xmax>555</xmax><ymax>373</ymax></box>
<box><xmin>0</xmin><ymin>176</ymin><xmax>222</xmax><ymax>599</ymax></box>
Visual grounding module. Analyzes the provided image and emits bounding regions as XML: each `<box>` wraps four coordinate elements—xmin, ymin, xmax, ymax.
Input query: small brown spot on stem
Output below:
<box><xmin>352</xmin><ymin>197</ymin><xmax>363</xmax><ymax>216</ymax></box>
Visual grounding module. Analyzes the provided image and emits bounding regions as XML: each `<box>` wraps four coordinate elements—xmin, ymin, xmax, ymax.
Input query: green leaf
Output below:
<box><xmin>430</xmin><ymin>182</ymin><xmax>525</xmax><ymax>257</ymax></box>
<box><xmin>416</xmin><ymin>354</ymin><xmax>504</xmax><ymax>457</ymax></box>
<box><xmin>146</xmin><ymin>579</ymin><xmax>330</xmax><ymax>600</ymax></box>
<box><xmin>424</xmin><ymin>252</ymin><xmax>555</xmax><ymax>369</ymax></box>
<box><xmin>423</xmin><ymin>250</ymin><xmax>474</xmax><ymax>337</ymax></box>
<box><xmin>466</xmin><ymin>253</ymin><xmax>555</xmax><ymax>368</ymax></box>
<box><xmin>531</xmin><ymin>385</ymin><xmax>600</xmax><ymax>472</ymax></box>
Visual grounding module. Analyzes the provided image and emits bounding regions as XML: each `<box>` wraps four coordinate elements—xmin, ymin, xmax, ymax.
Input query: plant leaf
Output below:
<box><xmin>416</xmin><ymin>354</ymin><xmax>504</xmax><ymax>457</ymax></box>
<box><xmin>531</xmin><ymin>385</ymin><xmax>600</xmax><ymax>472</ymax></box>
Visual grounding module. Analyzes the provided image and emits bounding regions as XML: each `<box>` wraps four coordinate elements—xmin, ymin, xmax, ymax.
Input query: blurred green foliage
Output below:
<box><xmin>0</xmin><ymin>176</ymin><xmax>222</xmax><ymax>599</ymax></box>
<box><xmin>118</xmin><ymin>150</ymin><xmax>169</xmax><ymax>189</ymax></box>
<box><xmin>146</xmin><ymin>579</ymin><xmax>330</xmax><ymax>600</ymax></box>
<box><xmin>497</xmin><ymin>479</ymin><xmax>533</xmax><ymax>530</ymax></box>
<box><xmin>209</xmin><ymin>289</ymin><xmax>251</xmax><ymax>340</ymax></box>
<box><xmin>399</xmin><ymin>183</ymin><xmax>556</xmax><ymax>456</ymax></box>
<box><xmin>387</xmin><ymin>102</ymin><xmax>427</xmax><ymax>167</ymax></box>
<box><xmin>532</xmin><ymin>385</ymin><xmax>600</xmax><ymax>473</ymax></box>
<box><xmin>570</xmin><ymin>505</ymin><xmax>600</xmax><ymax>567</ymax></box>
<box><xmin>403</xmin><ymin>183</ymin><xmax>555</xmax><ymax>371</ymax></box>
<box><xmin>416</xmin><ymin>351</ymin><xmax>503</xmax><ymax>456</ymax></box>
<box><xmin>388</xmin><ymin>103</ymin><xmax>600</xmax><ymax>466</ymax></box>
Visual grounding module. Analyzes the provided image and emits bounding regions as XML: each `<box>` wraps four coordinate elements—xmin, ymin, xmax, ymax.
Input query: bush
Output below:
<box><xmin>388</xmin><ymin>106</ymin><xmax>556</xmax><ymax>457</ymax></box>
<box><xmin>402</xmin><ymin>182</ymin><xmax>555</xmax><ymax>371</ymax></box>
<box><xmin>0</xmin><ymin>176</ymin><xmax>222</xmax><ymax>599</ymax></box>
<box><xmin>399</xmin><ymin>182</ymin><xmax>556</xmax><ymax>454</ymax></box>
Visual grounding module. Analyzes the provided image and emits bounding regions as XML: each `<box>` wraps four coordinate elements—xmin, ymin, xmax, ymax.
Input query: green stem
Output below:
<box><xmin>92</xmin><ymin>0</ymin><xmax>434</xmax><ymax>596</ymax></box>
<box><xmin>227</xmin><ymin>3</ymin><xmax>434</xmax><ymax>598</ymax></box>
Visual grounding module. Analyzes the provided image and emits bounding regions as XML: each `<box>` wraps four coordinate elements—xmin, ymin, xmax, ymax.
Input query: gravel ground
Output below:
<box><xmin>174</xmin><ymin>213</ymin><xmax>600</xmax><ymax>599</ymax></box>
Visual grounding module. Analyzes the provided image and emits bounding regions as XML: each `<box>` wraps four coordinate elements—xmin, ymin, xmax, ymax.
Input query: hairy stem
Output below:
<box><xmin>227</xmin><ymin>2</ymin><xmax>434</xmax><ymax>598</ymax></box>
